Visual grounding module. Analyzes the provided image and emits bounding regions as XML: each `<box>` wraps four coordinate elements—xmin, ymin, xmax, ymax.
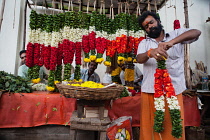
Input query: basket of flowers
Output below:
<box><xmin>56</xmin><ymin>81</ymin><xmax>124</xmax><ymax>100</ymax></box>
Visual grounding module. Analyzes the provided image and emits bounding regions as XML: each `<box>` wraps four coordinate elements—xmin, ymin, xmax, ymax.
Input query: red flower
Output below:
<box><xmin>49</xmin><ymin>47</ymin><xmax>57</xmax><ymax>70</ymax></box>
<box><xmin>43</xmin><ymin>45</ymin><xmax>51</xmax><ymax>70</ymax></box>
<box><xmin>75</xmin><ymin>42</ymin><xmax>82</xmax><ymax>65</ymax></box>
<box><xmin>25</xmin><ymin>42</ymin><xmax>34</xmax><ymax>67</ymax></box>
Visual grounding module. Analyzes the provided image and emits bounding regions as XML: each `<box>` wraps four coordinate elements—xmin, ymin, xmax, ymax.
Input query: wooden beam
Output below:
<box><xmin>23</xmin><ymin>0</ymin><xmax>28</xmax><ymax>50</ymax></box>
<box><xmin>183</xmin><ymin>0</ymin><xmax>191</xmax><ymax>89</ymax></box>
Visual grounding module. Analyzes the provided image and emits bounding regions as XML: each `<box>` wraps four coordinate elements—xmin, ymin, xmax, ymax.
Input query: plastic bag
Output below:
<box><xmin>107</xmin><ymin>116</ymin><xmax>132</xmax><ymax>140</ymax></box>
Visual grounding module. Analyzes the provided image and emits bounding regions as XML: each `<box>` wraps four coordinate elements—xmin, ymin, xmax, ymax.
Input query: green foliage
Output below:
<box><xmin>28</xmin><ymin>65</ymin><xmax>40</xmax><ymax>80</ymax></box>
<box><xmin>48</xmin><ymin>70</ymin><xmax>55</xmax><ymax>87</ymax></box>
<box><xmin>29</xmin><ymin>10</ymin><xmax>37</xmax><ymax>30</ymax></box>
<box><xmin>0</xmin><ymin>71</ymin><xmax>32</xmax><ymax>93</ymax></box>
<box><xmin>154</xmin><ymin>110</ymin><xmax>165</xmax><ymax>133</ymax></box>
<box><xmin>55</xmin><ymin>65</ymin><xmax>62</xmax><ymax>82</ymax></box>
<box><xmin>169</xmin><ymin>109</ymin><xmax>183</xmax><ymax>138</ymax></box>
<box><xmin>74</xmin><ymin>65</ymin><xmax>81</xmax><ymax>81</ymax></box>
<box><xmin>120</xmin><ymin>87</ymin><xmax>129</xmax><ymax>97</ymax></box>
<box><xmin>157</xmin><ymin>60</ymin><xmax>166</xmax><ymax>69</ymax></box>
<box><xmin>63</xmin><ymin>63</ymin><xmax>72</xmax><ymax>81</ymax></box>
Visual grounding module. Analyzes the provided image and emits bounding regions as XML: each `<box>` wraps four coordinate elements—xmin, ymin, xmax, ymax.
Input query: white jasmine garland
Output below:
<box><xmin>154</xmin><ymin>95</ymin><xmax>165</xmax><ymax>112</ymax></box>
<box><xmin>44</xmin><ymin>32</ymin><xmax>52</xmax><ymax>46</ymax></box>
<box><xmin>166</xmin><ymin>96</ymin><xmax>181</xmax><ymax>110</ymax></box>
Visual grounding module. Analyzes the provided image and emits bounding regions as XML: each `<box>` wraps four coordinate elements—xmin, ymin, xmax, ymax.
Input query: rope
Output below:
<box><xmin>68</xmin><ymin>0</ymin><xmax>70</xmax><ymax>11</ymax></box>
<box><xmin>87</xmin><ymin>0</ymin><xmax>90</xmax><ymax>13</ymax></box>
<box><xmin>147</xmin><ymin>0</ymin><xmax>151</xmax><ymax>11</ymax></box>
<box><xmin>78</xmin><ymin>0</ymin><xmax>81</xmax><ymax>11</ymax></box>
<box><xmin>71</xmin><ymin>0</ymin><xmax>73</xmax><ymax>11</ymax></box>
<box><xmin>93</xmin><ymin>0</ymin><xmax>96</xmax><ymax>11</ymax></box>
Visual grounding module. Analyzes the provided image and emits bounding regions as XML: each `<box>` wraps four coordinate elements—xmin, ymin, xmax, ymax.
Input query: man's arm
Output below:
<box><xmin>158</xmin><ymin>29</ymin><xmax>201</xmax><ymax>50</ymax></box>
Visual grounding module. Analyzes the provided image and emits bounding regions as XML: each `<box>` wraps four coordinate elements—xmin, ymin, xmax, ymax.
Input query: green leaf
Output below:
<box><xmin>5</xmin><ymin>81</ymin><xmax>9</xmax><ymax>87</ymax></box>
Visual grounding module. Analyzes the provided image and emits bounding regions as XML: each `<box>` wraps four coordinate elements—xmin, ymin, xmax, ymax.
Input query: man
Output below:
<box><xmin>19</xmin><ymin>50</ymin><xmax>26</xmax><ymax>65</ymax></box>
<box><xmin>136</xmin><ymin>11</ymin><xmax>201</xmax><ymax>140</ymax></box>
<box><xmin>71</xmin><ymin>61</ymin><xmax>100</xmax><ymax>83</ymax></box>
<box><xmin>18</xmin><ymin>50</ymin><xmax>46</xmax><ymax>81</ymax></box>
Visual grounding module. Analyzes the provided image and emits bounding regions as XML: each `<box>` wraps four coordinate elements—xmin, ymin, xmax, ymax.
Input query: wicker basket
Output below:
<box><xmin>56</xmin><ymin>83</ymin><xmax>124</xmax><ymax>100</ymax></box>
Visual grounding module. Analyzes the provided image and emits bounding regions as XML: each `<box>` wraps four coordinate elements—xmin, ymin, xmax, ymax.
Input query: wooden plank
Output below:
<box><xmin>100</xmin><ymin>117</ymin><xmax>111</xmax><ymax>126</ymax></box>
<box><xmin>99</xmin><ymin>131</ymin><xmax>107</xmax><ymax>140</ymax></box>
<box><xmin>98</xmin><ymin>106</ymin><xmax>105</xmax><ymax>119</ymax></box>
<box><xmin>70</xmin><ymin>123</ymin><xmax>107</xmax><ymax>131</ymax></box>
<box><xmin>69</xmin><ymin>129</ymin><xmax>76</xmax><ymax>140</ymax></box>
<box><xmin>70</xmin><ymin>111</ymin><xmax>81</xmax><ymax>124</ymax></box>
<box><xmin>91</xmin><ymin>118</ymin><xmax>101</xmax><ymax>126</ymax></box>
<box><xmin>79</xmin><ymin>117</ymin><xmax>91</xmax><ymax>124</ymax></box>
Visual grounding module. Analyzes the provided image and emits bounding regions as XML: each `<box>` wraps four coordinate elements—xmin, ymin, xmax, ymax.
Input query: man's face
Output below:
<box><xmin>142</xmin><ymin>15</ymin><xmax>163</xmax><ymax>38</ymax></box>
<box><xmin>20</xmin><ymin>53</ymin><xmax>26</xmax><ymax>65</ymax></box>
<box><xmin>88</xmin><ymin>62</ymin><xmax>98</xmax><ymax>73</ymax></box>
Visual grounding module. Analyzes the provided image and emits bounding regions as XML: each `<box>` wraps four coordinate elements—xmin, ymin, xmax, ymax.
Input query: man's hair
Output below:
<box><xmin>19</xmin><ymin>50</ymin><xmax>26</xmax><ymax>57</ymax></box>
<box><xmin>88</xmin><ymin>61</ymin><xmax>98</xmax><ymax>66</ymax></box>
<box><xmin>138</xmin><ymin>11</ymin><xmax>160</xmax><ymax>30</ymax></box>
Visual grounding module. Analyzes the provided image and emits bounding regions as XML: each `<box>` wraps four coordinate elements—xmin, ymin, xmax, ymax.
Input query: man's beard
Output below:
<box><xmin>146</xmin><ymin>23</ymin><xmax>163</xmax><ymax>38</ymax></box>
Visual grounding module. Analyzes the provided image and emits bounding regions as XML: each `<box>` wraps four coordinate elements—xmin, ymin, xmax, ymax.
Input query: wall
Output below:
<box><xmin>0</xmin><ymin>0</ymin><xmax>25</xmax><ymax>74</ymax></box>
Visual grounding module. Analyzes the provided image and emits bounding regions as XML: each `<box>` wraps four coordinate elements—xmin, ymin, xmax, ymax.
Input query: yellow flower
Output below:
<box><xmin>54</xmin><ymin>80</ymin><xmax>60</xmax><ymax>85</ymax></box>
<box><xmin>32</xmin><ymin>78</ymin><xmax>41</xmax><ymax>84</ymax></box>
<box><xmin>125</xmin><ymin>69</ymin><xmax>134</xmax><ymax>81</ymax></box>
<box><xmin>133</xmin><ymin>59</ymin><xmax>137</xmax><ymax>63</ymax></box>
<box><xmin>96</xmin><ymin>58</ymin><xmax>104</xmax><ymax>63</ymax></box>
<box><xmin>90</xmin><ymin>55</ymin><xmax>96</xmax><ymax>61</ymax></box>
<box><xmin>84</xmin><ymin>58</ymin><xmax>91</xmax><ymax>62</ymax></box>
<box><xmin>117</xmin><ymin>60</ymin><xmax>124</xmax><ymax>65</ymax></box>
<box><xmin>46</xmin><ymin>86</ymin><xmax>55</xmax><ymax>91</ymax></box>
<box><xmin>118</xmin><ymin>56</ymin><xmax>124</xmax><ymax>61</ymax></box>
<box><xmin>127</xmin><ymin>57</ymin><xmax>132</xmax><ymax>62</ymax></box>
<box><xmin>104</xmin><ymin>61</ymin><xmax>111</xmax><ymax>66</ymax></box>
<box><xmin>111</xmin><ymin>67</ymin><xmax>122</xmax><ymax>76</ymax></box>
<box><xmin>127</xmin><ymin>86</ymin><xmax>134</xmax><ymax>90</ymax></box>
<box><xmin>124</xmin><ymin>58</ymin><xmax>128</xmax><ymax>62</ymax></box>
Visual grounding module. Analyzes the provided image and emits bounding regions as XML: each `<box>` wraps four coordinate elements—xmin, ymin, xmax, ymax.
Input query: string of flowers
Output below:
<box><xmin>95</xmin><ymin>37</ymin><xmax>106</xmax><ymax>64</ymax></box>
<box><xmin>55</xmin><ymin>43</ymin><xmax>63</xmax><ymax>82</ymax></box>
<box><xmin>82</xmin><ymin>35</ymin><xmax>90</xmax><ymax>63</ymax></box>
<box><xmin>62</xmin><ymin>39</ymin><xmax>74</xmax><ymax>81</ymax></box>
<box><xmin>89</xmin><ymin>31</ymin><xmax>96</xmax><ymax>62</ymax></box>
<box><xmin>74</xmin><ymin>42</ymin><xmax>82</xmax><ymax>81</ymax></box>
<box><xmin>154</xmin><ymin>60</ymin><xmax>182</xmax><ymax>139</ymax></box>
<box><xmin>104</xmin><ymin>40</ymin><xmax>112</xmax><ymax>66</ymax></box>
<box><xmin>111</xmin><ymin>66</ymin><xmax>122</xmax><ymax>84</ymax></box>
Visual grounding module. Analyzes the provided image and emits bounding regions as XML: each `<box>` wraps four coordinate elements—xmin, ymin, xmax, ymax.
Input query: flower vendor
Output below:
<box><xmin>136</xmin><ymin>11</ymin><xmax>201</xmax><ymax>140</ymax></box>
<box><xmin>70</xmin><ymin>61</ymin><xmax>100</xmax><ymax>83</ymax></box>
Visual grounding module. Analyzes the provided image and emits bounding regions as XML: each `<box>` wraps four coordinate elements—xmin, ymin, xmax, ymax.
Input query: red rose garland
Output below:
<box><xmin>25</xmin><ymin>42</ymin><xmax>34</xmax><ymax>68</ymax></box>
<box><xmin>49</xmin><ymin>47</ymin><xmax>57</xmax><ymax>71</ymax></box>
<box><xmin>75</xmin><ymin>42</ymin><xmax>82</xmax><ymax>65</ymax></box>
<box><xmin>55</xmin><ymin>43</ymin><xmax>63</xmax><ymax>82</ymax></box>
<box><xmin>43</xmin><ymin>45</ymin><xmax>51</xmax><ymax>70</ymax></box>
<box><xmin>96</xmin><ymin>37</ymin><xmax>106</xmax><ymax>63</ymax></box>
<box><xmin>82</xmin><ymin>35</ymin><xmax>90</xmax><ymax>62</ymax></box>
<box><xmin>89</xmin><ymin>31</ymin><xmax>96</xmax><ymax>59</ymax></box>
<box><xmin>38</xmin><ymin>44</ymin><xmax>44</xmax><ymax>67</ymax></box>
<box><xmin>75</xmin><ymin>42</ymin><xmax>82</xmax><ymax>81</ymax></box>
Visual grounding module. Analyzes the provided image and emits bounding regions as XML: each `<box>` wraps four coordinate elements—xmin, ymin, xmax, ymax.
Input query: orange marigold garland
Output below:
<box><xmin>154</xmin><ymin>60</ymin><xmax>182</xmax><ymax>138</ymax></box>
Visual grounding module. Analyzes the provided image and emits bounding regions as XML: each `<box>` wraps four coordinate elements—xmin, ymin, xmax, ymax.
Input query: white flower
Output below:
<box><xmin>154</xmin><ymin>95</ymin><xmax>165</xmax><ymax>112</ymax></box>
<box><xmin>166</xmin><ymin>96</ymin><xmax>181</xmax><ymax>110</ymax></box>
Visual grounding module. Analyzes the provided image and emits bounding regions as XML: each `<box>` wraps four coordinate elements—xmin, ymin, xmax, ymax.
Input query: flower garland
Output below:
<box><xmin>104</xmin><ymin>40</ymin><xmax>113</xmax><ymax>67</ymax></box>
<box><xmin>111</xmin><ymin>66</ymin><xmax>122</xmax><ymax>84</ymax></box>
<box><xmin>62</xmin><ymin>39</ymin><xmax>74</xmax><ymax>81</ymax></box>
<box><xmin>55</xmin><ymin>43</ymin><xmax>63</xmax><ymax>82</ymax></box>
<box><xmin>82</xmin><ymin>35</ymin><xmax>90</xmax><ymax>63</ymax></box>
<box><xmin>154</xmin><ymin>60</ymin><xmax>182</xmax><ymax>139</ymax></box>
<box><xmin>74</xmin><ymin>42</ymin><xmax>82</xmax><ymax>81</ymax></box>
<box><xmin>96</xmin><ymin>37</ymin><xmax>106</xmax><ymax>64</ymax></box>
<box><xmin>89</xmin><ymin>31</ymin><xmax>96</xmax><ymax>62</ymax></box>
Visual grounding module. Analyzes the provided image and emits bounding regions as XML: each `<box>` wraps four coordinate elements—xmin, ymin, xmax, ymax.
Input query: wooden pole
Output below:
<box><xmin>23</xmin><ymin>0</ymin><xmax>28</xmax><ymax>50</ymax></box>
<box><xmin>183</xmin><ymin>0</ymin><xmax>191</xmax><ymax>89</ymax></box>
<box><xmin>0</xmin><ymin>0</ymin><xmax>6</xmax><ymax>32</ymax></box>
